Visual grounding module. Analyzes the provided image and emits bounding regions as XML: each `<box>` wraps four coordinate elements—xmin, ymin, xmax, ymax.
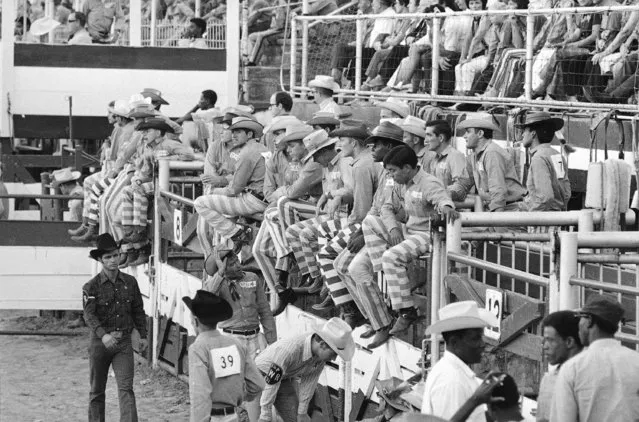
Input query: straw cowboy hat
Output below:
<box><xmin>330</xmin><ymin>123</ymin><xmax>370</xmax><ymax>140</ymax></box>
<box><xmin>425</xmin><ymin>300</ymin><xmax>499</xmax><ymax>335</ymax></box>
<box><xmin>228</xmin><ymin>116</ymin><xmax>264</xmax><ymax>139</ymax></box>
<box><xmin>366</xmin><ymin>121</ymin><xmax>405</xmax><ymax>144</ymax></box>
<box><xmin>141</xmin><ymin>88</ymin><xmax>169</xmax><ymax>105</ymax></box>
<box><xmin>51</xmin><ymin>167</ymin><xmax>81</xmax><ymax>187</ymax></box>
<box><xmin>204</xmin><ymin>246</ymin><xmax>234</xmax><ymax>277</ymax></box>
<box><xmin>375</xmin><ymin>377</ymin><xmax>417</xmax><ymax>412</ymax></box>
<box><xmin>213</xmin><ymin>106</ymin><xmax>255</xmax><ymax>124</ymax></box>
<box><xmin>398</xmin><ymin>116</ymin><xmax>427</xmax><ymax>139</ymax></box>
<box><xmin>111</xmin><ymin>99</ymin><xmax>131</xmax><ymax>118</ymax></box>
<box><xmin>456</xmin><ymin>118</ymin><xmax>499</xmax><ymax>132</ymax></box>
<box><xmin>89</xmin><ymin>233</ymin><xmax>121</xmax><ymax>261</ymax></box>
<box><xmin>280</xmin><ymin>123</ymin><xmax>315</xmax><ymax>144</ymax></box>
<box><xmin>182</xmin><ymin>290</ymin><xmax>233</xmax><ymax>326</ymax></box>
<box><xmin>136</xmin><ymin>117</ymin><xmax>175</xmax><ymax>133</ymax></box>
<box><xmin>307</xmin><ymin>111</ymin><xmax>340</xmax><ymax>127</ymax></box>
<box><xmin>313</xmin><ymin>317</ymin><xmax>355</xmax><ymax>361</ymax></box>
<box><xmin>268</xmin><ymin>115</ymin><xmax>303</xmax><ymax>134</ymax></box>
<box><xmin>308</xmin><ymin>75</ymin><xmax>340</xmax><ymax>92</ymax></box>
<box><xmin>30</xmin><ymin>16</ymin><xmax>60</xmax><ymax>36</ymax></box>
<box><xmin>128</xmin><ymin>103</ymin><xmax>156</xmax><ymax>119</ymax></box>
<box><xmin>302</xmin><ymin>129</ymin><xmax>335</xmax><ymax>162</ymax></box>
<box><xmin>375</xmin><ymin>98</ymin><xmax>410</xmax><ymax>118</ymax></box>
<box><xmin>515</xmin><ymin>110</ymin><xmax>564</xmax><ymax>132</ymax></box>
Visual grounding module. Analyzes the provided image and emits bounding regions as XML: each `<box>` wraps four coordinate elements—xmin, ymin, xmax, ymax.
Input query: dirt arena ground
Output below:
<box><xmin>0</xmin><ymin>311</ymin><xmax>190</xmax><ymax>421</ymax></box>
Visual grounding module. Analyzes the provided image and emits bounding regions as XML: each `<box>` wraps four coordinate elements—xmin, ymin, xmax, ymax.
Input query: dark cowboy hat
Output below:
<box><xmin>330</xmin><ymin>123</ymin><xmax>370</xmax><ymax>140</ymax></box>
<box><xmin>489</xmin><ymin>373</ymin><xmax>524</xmax><ymax>421</ymax></box>
<box><xmin>89</xmin><ymin>233</ymin><xmax>122</xmax><ymax>261</ymax></box>
<box><xmin>204</xmin><ymin>246</ymin><xmax>234</xmax><ymax>276</ymax></box>
<box><xmin>182</xmin><ymin>290</ymin><xmax>233</xmax><ymax>325</ymax></box>
<box><xmin>575</xmin><ymin>295</ymin><xmax>625</xmax><ymax>327</ymax></box>
<box><xmin>365</xmin><ymin>121</ymin><xmax>404</xmax><ymax>145</ymax></box>
<box><xmin>375</xmin><ymin>377</ymin><xmax>416</xmax><ymax>412</ymax></box>
<box><xmin>135</xmin><ymin>117</ymin><xmax>175</xmax><ymax>134</ymax></box>
<box><xmin>515</xmin><ymin>111</ymin><xmax>564</xmax><ymax>132</ymax></box>
<box><xmin>141</xmin><ymin>88</ymin><xmax>169</xmax><ymax>105</ymax></box>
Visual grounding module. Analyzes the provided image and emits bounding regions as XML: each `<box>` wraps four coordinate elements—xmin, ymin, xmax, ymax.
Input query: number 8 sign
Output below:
<box><xmin>484</xmin><ymin>289</ymin><xmax>503</xmax><ymax>341</ymax></box>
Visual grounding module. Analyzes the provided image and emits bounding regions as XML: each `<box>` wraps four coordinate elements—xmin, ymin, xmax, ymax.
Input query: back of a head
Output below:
<box><xmin>275</xmin><ymin>91</ymin><xmax>293</xmax><ymax>112</ymax></box>
<box><xmin>72</xmin><ymin>11</ymin><xmax>87</xmax><ymax>27</ymax></box>
<box><xmin>383</xmin><ymin>145</ymin><xmax>418</xmax><ymax>169</ymax></box>
<box><xmin>191</xmin><ymin>17</ymin><xmax>206</xmax><ymax>34</ymax></box>
<box><xmin>489</xmin><ymin>373</ymin><xmax>524</xmax><ymax>421</ymax></box>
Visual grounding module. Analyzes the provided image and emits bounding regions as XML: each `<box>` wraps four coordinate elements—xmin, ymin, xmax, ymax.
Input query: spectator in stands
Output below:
<box><xmin>246</xmin><ymin>0</ymin><xmax>286</xmax><ymax>66</ymax></box>
<box><xmin>517</xmin><ymin>112</ymin><xmax>571</xmax><ymax>212</ymax></box>
<box><xmin>398</xmin><ymin>115</ymin><xmax>430</xmax><ymax>168</ymax></box>
<box><xmin>376</xmin><ymin>98</ymin><xmax>410</xmax><ymax>120</ymax></box>
<box><xmin>176</xmin><ymin>17</ymin><xmax>207</xmax><ymax>48</ymax></box>
<box><xmin>270</xmin><ymin>91</ymin><xmax>293</xmax><ymax>119</ymax></box>
<box><xmin>550</xmin><ymin>295</ymin><xmax>639</xmax><ymax>422</ymax></box>
<box><xmin>202</xmin><ymin>0</ymin><xmax>227</xmax><ymax>20</ymax></box>
<box><xmin>307</xmin><ymin>111</ymin><xmax>341</xmax><ymax>133</ymax></box>
<box><xmin>535</xmin><ymin>311</ymin><xmax>583</xmax><ymax>422</ymax></box>
<box><xmin>15</xmin><ymin>16</ymin><xmax>40</xmax><ymax>43</ymax></box>
<box><xmin>164</xmin><ymin>0</ymin><xmax>195</xmax><ymax>23</ymax></box>
<box><xmin>67</xmin><ymin>12</ymin><xmax>93</xmax><ymax>45</ymax></box>
<box><xmin>52</xmin><ymin>168</ymin><xmax>83</xmax><ymax>221</ymax></box>
<box><xmin>421</xmin><ymin>301</ymin><xmax>499</xmax><ymax>421</ymax></box>
<box><xmin>82</xmin><ymin>0</ymin><xmax>125</xmax><ymax>43</ymax></box>
<box><xmin>365</xmin><ymin>145</ymin><xmax>457</xmax><ymax>334</ymax></box>
<box><xmin>247</xmin><ymin>0</ymin><xmax>272</xmax><ymax>34</ymax></box>
<box><xmin>55</xmin><ymin>0</ymin><xmax>73</xmax><ymax>24</ymax></box>
<box><xmin>309</xmin><ymin>75</ymin><xmax>343</xmax><ymax>114</ymax></box>
<box><xmin>176</xmin><ymin>89</ymin><xmax>218</xmax><ymax>125</ymax></box>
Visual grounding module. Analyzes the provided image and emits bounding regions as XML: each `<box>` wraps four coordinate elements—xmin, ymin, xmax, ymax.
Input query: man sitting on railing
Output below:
<box><xmin>52</xmin><ymin>167</ymin><xmax>84</xmax><ymax>221</ymax></box>
<box><xmin>195</xmin><ymin>117</ymin><xmax>269</xmax><ymax>253</ymax></box>
<box><xmin>362</xmin><ymin>145</ymin><xmax>457</xmax><ymax>335</ymax></box>
<box><xmin>141</xmin><ymin>88</ymin><xmax>184</xmax><ymax>140</ymax></box>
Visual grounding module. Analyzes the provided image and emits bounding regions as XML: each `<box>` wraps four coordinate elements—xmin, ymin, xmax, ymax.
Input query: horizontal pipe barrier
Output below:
<box><xmin>572</xmin><ymin>231</ymin><xmax>639</xmax><ymax>249</ymax></box>
<box><xmin>460</xmin><ymin>232</ymin><xmax>552</xmax><ymax>242</ymax></box>
<box><xmin>168</xmin><ymin>161</ymin><xmax>204</xmax><ymax>171</ymax></box>
<box><xmin>577</xmin><ymin>254</ymin><xmax>639</xmax><ymax>264</ymax></box>
<box><xmin>458</xmin><ymin>211</ymin><xmax>635</xmax><ymax>227</ymax></box>
<box><xmin>160</xmin><ymin>189</ymin><xmax>195</xmax><ymax>208</ymax></box>
<box><xmin>0</xmin><ymin>193</ymin><xmax>79</xmax><ymax>200</ymax></box>
<box><xmin>616</xmin><ymin>332</ymin><xmax>639</xmax><ymax>345</ymax></box>
<box><xmin>570</xmin><ymin>277</ymin><xmax>639</xmax><ymax>296</ymax></box>
<box><xmin>448</xmin><ymin>251</ymin><xmax>549</xmax><ymax>287</ymax></box>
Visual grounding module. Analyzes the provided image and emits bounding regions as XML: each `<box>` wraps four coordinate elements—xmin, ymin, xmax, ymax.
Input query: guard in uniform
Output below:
<box><xmin>82</xmin><ymin>233</ymin><xmax>148</xmax><ymax>422</ymax></box>
<box><xmin>255</xmin><ymin>318</ymin><xmax>355</xmax><ymax>422</ymax></box>
<box><xmin>183</xmin><ymin>290</ymin><xmax>265</xmax><ymax>422</ymax></box>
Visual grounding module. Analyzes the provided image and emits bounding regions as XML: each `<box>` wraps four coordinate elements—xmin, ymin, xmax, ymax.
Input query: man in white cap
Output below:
<box><xmin>375</xmin><ymin>98</ymin><xmax>410</xmax><ymax>121</ymax></box>
<box><xmin>397</xmin><ymin>115</ymin><xmax>430</xmax><ymax>169</ymax></box>
<box><xmin>308</xmin><ymin>75</ymin><xmax>342</xmax><ymax>115</ymax></box>
<box><xmin>422</xmin><ymin>119</ymin><xmax>470</xmax><ymax>202</ymax></box>
<box><xmin>457</xmin><ymin>119</ymin><xmax>526</xmax><ymax>213</ymax></box>
<box><xmin>255</xmin><ymin>317</ymin><xmax>355</xmax><ymax>422</ymax></box>
<box><xmin>421</xmin><ymin>300</ymin><xmax>499</xmax><ymax>422</ymax></box>
<box><xmin>516</xmin><ymin>111</ymin><xmax>571</xmax><ymax>212</ymax></box>
<box><xmin>141</xmin><ymin>88</ymin><xmax>183</xmax><ymax>141</ymax></box>
<box><xmin>51</xmin><ymin>167</ymin><xmax>83</xmax><ymax>221</ymax></box>
<box><xmin>195</xmin><ymin>117</ymin><xmax>269</xmax><ymax>252</ymax></box>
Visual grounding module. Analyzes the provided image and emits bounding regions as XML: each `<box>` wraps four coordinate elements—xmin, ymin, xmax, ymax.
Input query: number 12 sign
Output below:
<box><xmin>485</xmin><ymin>289</ymin><xmax>503</xmax><ymax>341</ymax></box>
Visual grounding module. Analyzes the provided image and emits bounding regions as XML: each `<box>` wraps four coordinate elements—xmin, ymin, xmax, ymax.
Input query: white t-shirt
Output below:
<box><xmin>367</xmin><ymin>7</ymin><xmax>396</xmax><ymax>48</ymax></box>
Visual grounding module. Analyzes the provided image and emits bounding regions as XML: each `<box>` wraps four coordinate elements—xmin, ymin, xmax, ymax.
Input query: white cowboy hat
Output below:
<box><xmin>30</xmin><ymin>16</ymin><xmax>60</xmax><ymax>36</ymax></box>
<box><xmin>456</xmin><ymin>118</ymin><xmax>499</xmax><ymax>132</ymax></box>
<box><xmin>313</xmin><ymin>317</ymin><xmax>355</xmax><ymax>361</ymax></box>
<box><xmin>425</xmin><ymin>301</ymin><xmax>499</xmax><ymax>335</ymax></box>
<box><xmin>398</xmin><ymin>115</ymin><xmax>427</xmax><ymax>139</ymax></box>
<box><xmin>375</xmin><ymin>98</ymin><xmax>410</xmax><ymax>118</ymax></box>
<box><xmin>302</xmin><ymin>129</ymin><xmax>336</xmax><ymax>163</ymax></box>
<box><xmin>268</xmin><ymin>115</ymin><xmax>303</xmax><ymax>134</ymax></box>
<box><xmin>308</xmin><ymin>75</ymin><xmax>340</xmax><ymax>92</ymax></box>
<box><xmin>51</xmin><ymin>167</ymin><xmax>81</xmax><ymax>186</ymax></box>
<box><xmin>111</xmin><ymin>99</ymin><xmax>131</xmax><ymax>118</ymax></box>
<box><xmin>228</xmin><ymin>116</ymin><xmax>264</xmax><ymax>139</ymax></box>
<box><xmin>280</xmin><ymin>123</ymin><xmax>314</xmax><ymax>144</ymax></box>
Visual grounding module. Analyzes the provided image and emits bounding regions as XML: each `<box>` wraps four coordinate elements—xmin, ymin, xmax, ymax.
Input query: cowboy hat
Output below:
<box><xmin>366</xmin><ymin>121</ymin><xmax>405</xmax><ymax>145</ymax></box>
<box><xmin>280</xmin><ymin>123</ymin><xmax>315</xmax><ymax>144</ymax></box>
<box><xmin>456</xmin><ymin>118</ymin><xmax>499</xmax><ymax>132</ymax></box>
<box><xmin>313</xmin><ymin>317</ymin><xmax>355</xmax><ymax>361</ymax></box>
<box><xmin>204</xmin><ymin>246</ymin><xmax>234</xmax><ymax>276</ymax></box>
<box><xmin>268</xmin><ymin>115</ymin><xmax>303</xmax><ymax>134</ymax></box>
<box><xmin>229</xmin><ymin>116</ymin><xmax>264</xmax><ymax>139</ymax></box>
<box><xmin>136</xmin><ymin>117</ymin><xmax>175</xmax><ymax>133</ymax></box>
<box><xmin>375</xmin><ymin>98</ymin><xmax>410</xmax><ymax>118</ymax></box>
<box><xmin>89</xmin><ymin>233</ymin><xmax>122</xmax><ymax>261</ymax></box>
<box><xmin>141</xmin><ymin>88</ymin><xmax>169</xmax><ymax>105</ymax></box>
<box><xmin>213</xmin><ymin>106</ymin><xmax>255</xmax><ymax>124</ymax></box>
<box><xmin>51</xmin><ymin>167</ymin><xmax>81</xmax><ymax>187</ymax></box>
<box><xmin>575</xmin><ymin>295</ymin><xmax>625</xmax><ymax>327</ymax></box>
<box><xmin>307</xmin><ymin>111</ymin><xmax>340</xmax><ymax>127</ymax></box>
<box><xmin>30</xmin><ymin>16</ymin><xmax>60</xmax><ymax>36</ymax></box>
<box><xmin>182</xmin><ymin>290</ymin><xmax>233</xmax><ymax>325</ymax></box>
<box><xmin>111</xmin><ymin>99</ymin><xmax>131</xmax><ymax>118</ymax></box>
<box><xmin>425</xmin><ymin>300</ymin><xmax>499</xmax><ymax>335</ymax></box>
<box><xmin>128</xmin><ymin>94</ymin><xmax>152</xmax><ymax>107</ymax></box>
<box><xmin>302</xmin><ymin>129</ymin><xmax>336</xmax><ymax>162</ymax></box>
<box><xmin>375</xmin><ymin>377</ymin><xmax>417</xmax><ymax>412</ymax></box>
<box><xmin>398</xmin><ymin>116</ymin><xmax>427</xmax><ymax>139</ymax></box>
<box><xmin>330</xmin><ymin>123</ymin><xmax>370</xmax><ymax>140</ymax></box>
<box><xmin>128</xmin><ymin>103</ymin><xmax>156</xmax><ymax>119</ymax></box>
<box><xmin>308</xmin><ymin>75</ymin><xmax>340</xmax><ymax>92</ymax></box>
<box><xmin>515</xmin><ymin>111</ymin><xmax>564</xmax><ymax>132</ymax></box>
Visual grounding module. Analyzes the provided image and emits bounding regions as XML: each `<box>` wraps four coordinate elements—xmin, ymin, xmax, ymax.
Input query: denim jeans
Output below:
<box><xmin>88</xmin><ymin>333</ymin><xmax>138</xmax><ymax>422</ymax></box>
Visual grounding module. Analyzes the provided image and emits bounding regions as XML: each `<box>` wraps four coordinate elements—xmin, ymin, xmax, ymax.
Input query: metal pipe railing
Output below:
<box><xmin>0</xmin><ymin>194</ymin><xmax>80</xmax><ymax>200</ymax></box>
<box><xmin>577</xmin><ymin>254</ymin><xmax>639</xmax><ymax>264</ymax></box>
<box><xmin>448</xmin><ymin>251</ymin><xmax>549</xmax><ymax>287</ymax></box>
<box><xmin>160</xmin><ymin>189</ymin><xmax>196</xmax><ymax>208</ymax></box>
<box><xmin>308</xmin><ymin>0</ymin><xmax>358</xmax><ymax>28</ymax></box>
<box><xmin>460</xmin><ymin>232</ymin><xmax>552</xmax><ymax>242</ymax></box>
<box><xmin>570</xmin><ymin>277</ymin><xmax>639</xmax><ymax>296</ymax></box>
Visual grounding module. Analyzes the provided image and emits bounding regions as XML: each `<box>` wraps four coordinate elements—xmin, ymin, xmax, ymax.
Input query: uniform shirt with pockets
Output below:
<box><xmin>82</xmin><ymin>270</ymin><xmax>147</xmax><ymax>339</ymax></box>
<box><xmin>285</xmin><ymin>160</ymin><xmax>324</xmax><ymax>200</ymax></box>
<box><xmin>215</xmin><ymin>139</ymin><xmax>268</xmax><ymax>196</ymax></box>
<box><xmin>322</xmin><ymin>153</ymin><xmax>354</xmax><ymax>215</ymax></box>
<box><xmin>536</xmin><ymin>366</ymin><xmax>559</xmax><ymax>422</ymax></box>
<box><xmin>371</xmin><ymin>166</ymin><xmax>407</xmax><ymax>226</ymax></box>
<box><xmin>318</xmin><ymin>98</ymin><xmax>342</xmax><ymax>116</ymax></box>
<box><xmin>525</xmin><ymin>143</ymin><xmax>570</xmax><ymax>211</ymax></box>
<box><xmin>188</xmin><ymin>330</ymin><xmax>265</xmax><ymax>422</ymax></box>
<box><xmin>255</xmin><ymin>334</ymin><xmax>326</xmax><ymax>421</ymax></box>
<box><xmin>204</xmin><ymin>271</ymin><xmax>277</xmax><ymax>344</ymax></box>
<box><xmin>134</xmin><ymin>137</ymin><xmax>195</xmax><ymax>183</ymax></box>
<box><xmin>423</xmin><ymin>145</ymin><xmax>470</xmax><ymax>202</ymax></box>
<box><xmin>203</xmin><ymin>136</ymin><xmax>231</xmax><ymax>194</ymax></box>
<box><xmin>349</xmin><ymin>150</ymin><xmax>380</xmax><ymax>224</ymax></box>
<box><xmin>264</xmin><ymin>150</ymin><xmax>291</xmax><ymax>203</ymax></box>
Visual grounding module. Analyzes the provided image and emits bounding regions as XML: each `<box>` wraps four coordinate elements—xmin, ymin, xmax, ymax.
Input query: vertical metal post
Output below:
<box><xmin>130</xmin><ymin>0</ymin><xmax>142</xmax><ymax>46</ymax></box>
<box><xmin>151</xmin><ymin>181</ymin><xmax>161</xmax><ymax>369</ymax></box>
<box><xmin>473</xmin><ymin>195</ymin><xmax>483</xmax><ymax>212</ymax></box>
<box><xmin>67</xmin><ymin>96</ymin><xmax>73</xmax><ymax>145</ymax></box>
<box><xmin>290</xmin><ymin>18</ymin><xmax>297</xmax><ymax>92</ymax></box>
<box><xmin>342</xmin><ymin>359</ymin><xmax>352</xmax><ymax>422</ymax></box>
<box><xmin>354</xmin><ymin>18</ymin><xmax>363</xmax><ymax>92</ymax></box>
<box><xmin>150</xmin><ymin>0</ymin><xmax>158</xmax><ymax>46</ymax></box>
<box><xmin>446</xmin><ymin>217</ymin><xmax>462</xmax><ymax>254</ymax></box>
<box><xmin>430</xmin><ymin>230</ymin><xmax>443</xmax><ymax>365</ymax></box>
<box><xmin>241</xmin><ymin>1</ymin><xmax>249</xmax><ymax>59</ymax></box>
<box><xmin>47</xmin><ymin>0</ymin><xmax>55</xmax><ymax>44</ymax></box>
<box><xmin>578</xmin><ymin>210</ymin><xmax>594</xmax><ymax>253</ymax></box>
<box><xmin>558</xmin><ymin>232</ymin><xmax>580</xmax><ymax>310</ymax></box>
<box><xmin>195</xmin><ymin>0</ymin><xmax>201</xmax><ymax>17</ymax></box>
<box><xmin>548</xmin><ymin>230</ymin><xmax>559</xmax><ymax>313</ymax></box>
<box><xmin>430</xmin><ymin>16</ymin><xmax>441</xmax><ymax>98</ymax></box>
<box><xmin>524</xmin><ymin>13</ymin><xmax>535</xmax><ymax>100</ymax></box>
<box><xmin>301</xmin><ymin>1</ymin><xmax>309</xmax><ymax>95</ymax></box>
<box><xmin>158</xmin><ymin>159</ymin><xmax>170</xmax><ymax>191</ymax></box>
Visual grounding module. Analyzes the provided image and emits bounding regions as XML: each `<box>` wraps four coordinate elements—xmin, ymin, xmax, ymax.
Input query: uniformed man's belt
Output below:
<box><xmin>210</xmin><ymin>406</ymin><xmax>236</xmax><ymax>416</ymax></box>
<box><xmin>223</xmin><ymin>327</ymin><xmax>260</xmax><ymax>336</ymax></box>
<box><xmin>245</xmin><ymin>189</ymin><xmax>265</xmax><ymax>202</ymax></box>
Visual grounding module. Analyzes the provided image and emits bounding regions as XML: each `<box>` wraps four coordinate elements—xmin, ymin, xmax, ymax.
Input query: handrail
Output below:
<box><xmin>577</xmin><ymin>253</ymin><xmax>639</xmax><ymax>264</ymax></box>
<box><xmin>573</xmin><ymin>231</ymin><xmax>639</xmax><ymax>249</ymax></box>
<box><xmin>569</xmin><ymin>277</ymin><xmax>639</xmax><ymax>296</ymax></box>
<box><xmin>460</xmin><ymin>232</ymin><xmax>552</xmax><ymax>242</ymax></box>
<box><xmin>160</xmin><ymin>189</ymin><xmax>195</xmax><ymax>208</ymax></box>
<box><xmin>458</xmin><ymin>210</ymin><xmax>635</xmax><ymax>227</ymax></box>
<box><xmin>168</xmin><ymin>161</ymin><xmax>204</xmax><ymax>171</ymax></box>
<box><xmin>0</xmin><ymin>193</ymin><xmax>80</xmax><ymax>200</ymax></box>
<box><xmin>448</xmin><ymin>251</ymin><xmax>549</xmax><ymax>287</ymax></box>
<box><xmin>308</xmin><ymin>0</ymin><xmax>358</xmax><ymax>28</ymax></box>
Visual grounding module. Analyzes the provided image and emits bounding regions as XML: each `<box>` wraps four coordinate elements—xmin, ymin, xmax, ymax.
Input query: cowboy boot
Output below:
<box><xmin>272</xmin><ymin>287</ymin><xmax>298</xmax><ymax>317</ymax></box>
<box><xmin>121</xmin><ymin>226</ymin><xmax>137</xmax><ymax>243</ymax></box>
<box><xmin>129</xmin><ymin>248</ymin><xmax>151</xmax><ymax>267</ymax></box>
<box><xmin>360</xmin><ymin>326</ymin><xmax>376</xmax><ymax>339</ymax></box>
<box><xmin>119</xmin><ymin>249</ymin><xmax>139</xmax><ymax>268</ymax></box>
<box><xmin>68</xmin><ymin>218</ymin><xmax>89</xmax><ymax>236</ymax></box>
<box><xmin>312</xmin><ymin>292</ymin><xmax>334</xmax><ymax>312</ymax></box>
<box><xmin>368</xmin><ymin>326</ymin><xmax>392</xmax><ymax>349</ymax></box>
<box><xmin>341</xmin><ymin>303</ymin><xmax>366</xmax><ymax>329</ymax></box>
<box><xmin>307</xmin><ymin>276</ymin><xmax>324</xmax><ymax>295</ymax></box>
<box><xmin>389</xmin><ymin>307</ymin><xmax>420</xmax><ymax>336</ymax></box>
<box><xmin>129</xmin><ymin>227</ymin><xmax>148</xmax><ymax>244</ymax></box>
<box><xmin>71</xmin><ymin>225</ymin><xmax>97</xmax><ymax>242</ymax></box>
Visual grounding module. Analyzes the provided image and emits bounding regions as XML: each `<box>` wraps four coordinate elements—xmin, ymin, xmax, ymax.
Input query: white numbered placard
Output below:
<box><xmin>210</xmin><ymin>345</ymin><xmax>241</xmax><ymax>378</ymax></box>
<box><xmin>484</xmin><ymin>289</ymin><xmax>503</xmax><ymax>341</ymax></box>
<box><xmin>173</xmin><ymin>209</ymin><xmax>184</xmax><ymax>245</ymax></box>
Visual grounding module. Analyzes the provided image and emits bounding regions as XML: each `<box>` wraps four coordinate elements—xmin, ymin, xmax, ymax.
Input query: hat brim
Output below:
<box><xmin>425</xmin><ymin>310</ymin><xmax>497</xmax><ymax>335</ymax></box>
<box><xmin>52</xmin><ymin>171</ymin><xmax>82</xmax><ymax>187</ymax></box>
<box><xmin>314</xmin><ymin>326</ymin><xmax>355</xmax><ymax>361</ymax></box>
<box><xmin>203</xmin><ymin>249</ymin><xmax>233</xmax><ymax>276</ymax></box>
<box><xmin>376</xmin><ymin>102</ymin><xmax>410</xmax><ymax>118</ymax></box>
<box><xmin>365</xmin><ymin>134</ymin><xmax>405</xmax><ymax>145</ymax></box>
<box><xmin>309</xmin><ymin>80</ymin><xmax>340</xmax><ymax>92</ymax></box>
<box><xmin>182</xmin><ymin>295</ymin><xmax>233</xmax><ymax>324</ymax></box>
<box><xmin>515</xmin><ymin>117</ymin><xmax>564</xmax><ymax>132</ymax></box>
<box><xmin>129</xmin><ymin>111</ymin><xmax>157</xmax><ymax>119</ymax></box>
<box><xmin>143</xmin><ymin>93</ymin><xmax>169</xmax><ymax>105</ymax></box>
<box><xmin>456</xmin><ymin>119</ymin><xmax>499</xmax><ymax>132</ymax></box>
<box><xmin>399</xmin><ymin>124</ymin><xmax>426</xmax><ymax>139</ymax></box>
<box><xmin>112</xmin><ymin>109</ymin><xmax>130</xmax><ymax>118</ymax></box>
<box><xmin>307</xmin><ymin>117</ymin><xmax>340</xmax><ymax>127</ymax></box>
<box><xmin>281</xmin><ymin>130</ymin><xmax>313</xmax><ymax>144</ymax></box>
<box><xmin>89</xmin><ymin>243</ymin><xmax>121</xmax><ymax>261</ymax></box>
<box><xmin>374</xmin><ymin>381</ymin><xmax>414</xmax><ymax>412</ymax></box>
<box><xmin>329</xmin><ymin>128</ymin><xmax>370</xmax><ymax>140</ymax></box>
<box><xmin>229</xmin><ymin>122</ymin><xmax>264</xmax><ymax>139</ymax></box>
<box><xmin>303</xmin><ymin>137</ymin><xmax>338</xmax><ymax>163</ymax></box>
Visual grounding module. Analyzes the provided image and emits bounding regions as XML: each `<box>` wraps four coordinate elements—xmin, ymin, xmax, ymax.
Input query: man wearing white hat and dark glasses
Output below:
<box><xmin>421</xmin><ymin>301</ymin><xmax>499</xmax><ymax>422</ymax></box>
<box><xmin>308</xmin><ymin>75</ymin><xmax>342</xmax><ymax>116</ymax></box>
<box><xmin>255</xmin><ymin>317</ymin><xmax>355</xmax><ymax>422</ymax></box>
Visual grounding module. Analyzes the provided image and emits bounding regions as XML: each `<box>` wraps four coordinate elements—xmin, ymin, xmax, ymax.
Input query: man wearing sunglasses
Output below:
<box><xmin>67</xmin><ymin>12</ymin><xmax>92</xmax><ymax>45</ymax></box>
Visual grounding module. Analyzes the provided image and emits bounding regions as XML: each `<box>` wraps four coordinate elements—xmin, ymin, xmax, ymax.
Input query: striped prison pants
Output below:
<box><xmin>119</xmin><ymin>182</ymin><xmax>153</xmax><ymax>227</ymax></box>
<box><xmin>103</xmin><ymin>172</ymin><xmax>140</xmax><ymax>252</ymax></box>
<box><xmin>252</xmin><ymin>207</ymin><xmax>292</xmax><ymax>294</ymax></box>
<box><xmin>86</xmin><ymin>176</ymin><xmax>115</xmax><ymax>226</ymax></box>
<box><xmin>341</xmin><ymin>249</ymin><xmax>393</xmax><ymax>331</ymax></box>
<box><xmin>194</xmin><ymin>192</ymin><xmax>267</xmax><ymax>238</ymax></box>
<box><xmin>361</xmin><ymin>215</ymin><xmax>430</xmax><ymax>310</ymax></box>
<box><xmin>82</xmin><ymin>172</ymin><xmax>104</xmax><ymax>219</ymax></box>
<box><xmin>285</xmin><ymin>215</ymin><xmax>329</xmax><ymax>278</ymax></box>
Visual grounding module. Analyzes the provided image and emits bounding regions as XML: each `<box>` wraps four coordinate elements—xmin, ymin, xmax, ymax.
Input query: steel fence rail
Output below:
<box><xmin>448</xmin><ymin>251</ymin><xmax>550</xmax><ymax>287</ymax></box>
<box><xmin>569</xmin><ymin>277</ymin><xmax>639</xmax><ymax>296</ymax></box>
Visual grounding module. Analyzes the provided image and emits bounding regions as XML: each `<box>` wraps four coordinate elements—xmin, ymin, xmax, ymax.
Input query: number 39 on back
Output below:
<box><xmin>210</xmin><ymin>345</ymin><xmax>241</xmax><ymax>378</ymax></box>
